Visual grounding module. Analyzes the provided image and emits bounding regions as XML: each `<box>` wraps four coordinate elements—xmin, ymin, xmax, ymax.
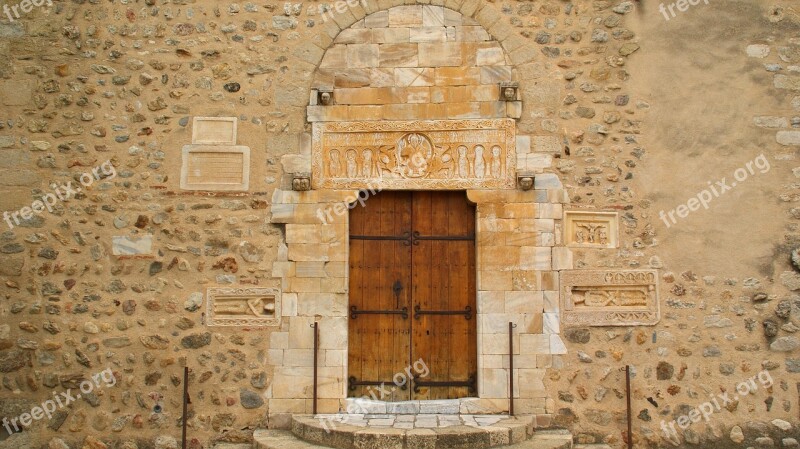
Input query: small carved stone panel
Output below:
<box><xmin>192</xmin><ymin>117</ymin><xmax>238</xmax><ymax>145</ymax></box>
<box><xmin>206</xmin><ymin>287</ymin><xmax>281</xmax><ymax>327</ymax></box>
<box><xmin>311</xmin><ymin>119</ymin><xmax>516</xmax><ymax>189</ymax></box>
<box><xmin>180</xmin><ymin>145</ymin><xmax>250</xmax><ymax>191</ymax></box>
<box><xmin>560</xmin><ymin>270</ymin><xmax>660</xmax><ymax>327</ymax></box>
<box><xmin>564</xmin><ymin>211</ymin><xmax>619</xmax><ymax>248</ymax></box>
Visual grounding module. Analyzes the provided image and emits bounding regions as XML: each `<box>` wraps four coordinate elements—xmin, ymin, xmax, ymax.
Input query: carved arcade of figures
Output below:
<box><xmin>324</xmin><ymin>133</ymin><xmax>507</xmax><ymax>181</ymax></box>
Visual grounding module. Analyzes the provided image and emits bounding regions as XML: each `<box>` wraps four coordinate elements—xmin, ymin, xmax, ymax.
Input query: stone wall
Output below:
<box><xmin>0</xmin><ymin>0</ymin><xmax>799</xmax><ymax>448</ymax></box>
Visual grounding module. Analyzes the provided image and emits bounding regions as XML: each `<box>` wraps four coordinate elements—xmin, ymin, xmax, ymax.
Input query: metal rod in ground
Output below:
<box><xmin>182</xmin><ymin>366</ymin><xmax>189</xmax><ymax>449</ymax></box>
<box><xmin>509</xmin><ymin>322</ymin><xmax>514</xmax><ymax>416</ymax></box>
<box><xmin>313</xmin><ymin>322</ymin><xmax>319</xmax><ymax>415</ymax></box>
<box><xmin>626</xmin><ymin>365</ymin><xmax>633</xmax><ymax>449</ymax></box>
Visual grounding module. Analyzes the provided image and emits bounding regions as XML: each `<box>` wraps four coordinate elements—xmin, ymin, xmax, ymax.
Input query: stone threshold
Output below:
<box><xmin>253</xmin><ymin>427</ymin><xmax>575</xmax><ymax>449</ymax></box>
<box><xmin>343</xmin><ymin>397</ymin><xmax>494</xmax><ymax>415</ymax></box>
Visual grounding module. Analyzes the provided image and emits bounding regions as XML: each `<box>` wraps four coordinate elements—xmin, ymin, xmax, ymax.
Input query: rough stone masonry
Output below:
<box><xmin>0</xmin><ymin>0</ymin><xmax>799</xmax><ymax>449</ymax></box>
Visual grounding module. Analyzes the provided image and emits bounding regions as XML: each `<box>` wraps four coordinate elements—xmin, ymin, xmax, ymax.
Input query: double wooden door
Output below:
<box><xmin>348</xmin><ymin>191</ymin><xmax>477</xmax><ymax>401</ymax></box>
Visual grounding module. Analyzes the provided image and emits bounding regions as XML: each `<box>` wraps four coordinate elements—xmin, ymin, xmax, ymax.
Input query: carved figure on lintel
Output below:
<box><xmin>490</xmin><ymin>146</ymin><xmax>502</xmax><ymax>178</ymax></box>
<box><xmin>361</xmin><ymin>149</ymin><xmax>374</xmax><ymax>178</ymax></box>
<box><xmin>457</xmin><ymin>145</ymin><xmax>469</xmax><ymax>178</ymax></box>
<box><xmin>474</xmin><ymin>145</ymin><xmax>486</xmax><ymax>179</ymax></box>
<box><xmin>328</xmin><ymin>149</ymin><xmax>342</xmax><ymax>177</ymax></box>
<box><xmin>346</xmin><ymin>149</ymin><xmax>359</xmax><ymax>178</ymax></box>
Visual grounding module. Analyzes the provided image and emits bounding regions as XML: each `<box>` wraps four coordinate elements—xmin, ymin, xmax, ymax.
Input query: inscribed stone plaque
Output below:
<box><xmin>192</xmin><ymin>117</ymin><xmax>238</xmax><ymax>145</ymax></box>
<box><xmin>564</xmin><ymin>211</ymin><xmax>619</xmax><ymax>248</ymax></box>
<box><xmin>311</xmin><ymin>119</ymin><xmax>516</xmax><ymax>189</ymax></box>
<box><xmin>180</xmin><ymin>145</ymin><xmax>250</xmax><ymax>191</ymax></box>
<box><xmin>560</xmin><ymin>270</ymin><xmax>660</xmax><ymax>327</ymax></box>
<box><xmin>206</xmin><ymin>287</ymin><xmax>281</xmax><ymax>327</ymax></box>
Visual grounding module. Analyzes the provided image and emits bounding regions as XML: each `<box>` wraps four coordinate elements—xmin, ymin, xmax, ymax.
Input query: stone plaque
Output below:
<box><xmin>192</xmin><ymin>117</ymin><xmax>238</xmax><ymax>145</ymax></box>
<box><xmin>311</xmin><ymin>119</ymin><xmax>516</xmax><ymax>189</ymax></box>
<box><xmin>206</xmin><ymin>287</ymin><xmax>281</xmax><ymax>327</ymax></box>
<box><xmin>564</xmin><ymin>211</ymin><xmax>618</xmax><ymax>248</ymax></box>
<box><xmin>560</xmin><ymin>270</ymin><xmax>660</xmax><ymax>326</ymax></box>
<box><xmin>180</xmin><ymin>145</ymin><xmax>250</xmax><ymax>191</ymax></box>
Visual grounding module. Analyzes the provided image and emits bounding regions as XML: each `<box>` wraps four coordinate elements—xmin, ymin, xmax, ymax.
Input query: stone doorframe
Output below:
<box><xmin>268</xmin><ymin>181</ymin><xmax>569</xmax><ymax>422</ymax></box>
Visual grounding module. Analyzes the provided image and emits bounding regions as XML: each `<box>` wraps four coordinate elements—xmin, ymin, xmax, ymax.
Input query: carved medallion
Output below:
<box><xmin>311</xmin><ymin>119</ymin><xmax>516</xmax><ymax>189</ymax></box>
<box><xmin>206</xmin><ymin>287</ymin><xmax>281</xmax><ymax>327</ymax></box>
<box><xmin>564</xmin><ymin>211</ymin><xmax>619</xmax><ymax>248</ymax></box>
<box><xmin>560</xmin><ymin>270</ymin><xmax>659</xmax><ymax>327</ymax></box>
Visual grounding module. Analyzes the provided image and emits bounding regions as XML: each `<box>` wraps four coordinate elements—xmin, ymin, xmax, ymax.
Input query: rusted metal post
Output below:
<box><xmin>312</xmin><ymin>322</ymin><xmax>319</xmax><ymax>415</ymax></box>
<box><xmin>626</xmin><ymin>365</ymin><xmax>633</xmax><ymax>449</ymax></box>
<box><xmin>182</xmin><ymin>366</ymin><xmax>189</xmax><ymax>449</ymax></box>
<box><xmin>509</xmin><ymin>322</ymin><xmax>516</xmax><ymax>416</ymax></box>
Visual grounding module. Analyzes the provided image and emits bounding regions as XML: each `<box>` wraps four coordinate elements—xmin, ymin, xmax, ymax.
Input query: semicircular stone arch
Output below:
<box><xmin>307</xmin><ymin>5</ymin><xmax>519</xmax><ymax>123</ymax></box>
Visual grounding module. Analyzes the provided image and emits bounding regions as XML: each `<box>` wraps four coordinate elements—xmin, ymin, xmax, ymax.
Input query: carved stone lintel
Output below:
<box><xmin>206</xmin><ymin>287</ymin><xmax>281</xmax><ymax>327</ymax></box>
<box><xmin>312</xmin><ymin>119</ymin><xmax>516</xmax><ymax>190</ymax></box>
<box><xmin>560</xmin><ymin>270</ymin><xmax>660</xmax><ymax>327</ymax></box>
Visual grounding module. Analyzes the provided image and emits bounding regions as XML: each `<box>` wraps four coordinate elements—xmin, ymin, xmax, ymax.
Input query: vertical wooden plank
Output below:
<box><xmin>411</xmin><ymin>191</ymin><xmax>477</xmax><ymax>400</ymax></box>
<box><xmin>348</xmin><ymin>192</ymin><xmax>413</xmax><ymax>400</ymax></box>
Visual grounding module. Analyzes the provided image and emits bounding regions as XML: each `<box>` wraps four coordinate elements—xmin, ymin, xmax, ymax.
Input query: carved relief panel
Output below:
<box><xmin>564</xmin><ymin>211</ymin><xmax>619</xmax><ymax>248</ymax></box>
<box><xmin>311</xmin><ymin>119</ymin><xmax>516</xmax><ymax>189</ymax></box>
<box><xmin>206</xmin><ymin>287</ymin><xmax>281</xmax><ymax>327</ymax></box>
<box><xmin>560</xmin><ymin>270</ymin><xmax>660</xmax><ymax>326</ymax></box>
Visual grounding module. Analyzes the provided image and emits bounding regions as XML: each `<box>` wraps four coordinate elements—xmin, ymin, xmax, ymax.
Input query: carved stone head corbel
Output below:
<box><xmin>500</xmin><ymin>82</ymin><xmax>519</xmax><ymax>101</ymax></box>
<box><xmin>517</xmin><ymin>173</ymin><xmax>534</xmax><ymax>191</ymax></box>
<box><xmin>317</xmin><ymin>88</ymin><xmax>333</xmax><ymax>106</ymax></box>
<box><xmin>292</xmin><ymin>173</ymin><xmax>312</xmax><ymax>191</ymax></box>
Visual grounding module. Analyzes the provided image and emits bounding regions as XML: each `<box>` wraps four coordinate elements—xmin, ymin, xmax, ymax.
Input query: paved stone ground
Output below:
<box><xmin>312</xmin><ymin>413</ymin><xmax>507</xmax><ymax>429</ymax></box>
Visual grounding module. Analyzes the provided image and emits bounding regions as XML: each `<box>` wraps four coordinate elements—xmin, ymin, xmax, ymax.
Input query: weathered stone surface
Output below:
<box><xmin>240</xmin><ymin>389</ymin><xmax>264</xmax><ymax>409</ymax></box>
<box><xmin>770</xmin><ymin>336</ymin><xmax>800</xmax><ymax>351</ymax></box>
<box><xmin>181</xmin><ymin>332</ymin><xmax>212</xmax><ymax>349</ymax></box>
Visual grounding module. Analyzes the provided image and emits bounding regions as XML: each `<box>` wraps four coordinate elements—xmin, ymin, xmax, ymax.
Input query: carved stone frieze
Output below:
<box><xmin>311</xmin><ymin>119</ymin><xmax>516</xmax><ymax>189</ymax></box>
<box><xmin>560</xmin><ymin>270</ymin><xmax>660</xmax><ymax>327</ymax></box>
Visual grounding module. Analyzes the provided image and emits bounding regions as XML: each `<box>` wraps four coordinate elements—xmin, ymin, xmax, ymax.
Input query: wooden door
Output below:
<box><xmin>348</xmin><ymin>191</ymin><xmax>477</xmax><ymax>401</ymax></box>
<box><xmin>410</xmin><ymin>192</ymin><xmax>477</xmax><ymax>400</ymax></box>
<box><xmin>348</xmin><ymin>192</ymin><xmax>413</xmax><ymax>401</ymax></box>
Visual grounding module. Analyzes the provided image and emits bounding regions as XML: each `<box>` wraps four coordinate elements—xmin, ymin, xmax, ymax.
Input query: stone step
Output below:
<box><xmin>574</xmin><ymin>445</ymin><xmax>611</xmax><ymax>449</ymax></box>
<box><xmin>254</xmin><ymin>428</ymin><xmax>573</xmax><ymax>449</ymax></box>
<box><xmin>291</xmin><ymin>414</ymin><xmax>533</xmax><ymax>449</ymax></box>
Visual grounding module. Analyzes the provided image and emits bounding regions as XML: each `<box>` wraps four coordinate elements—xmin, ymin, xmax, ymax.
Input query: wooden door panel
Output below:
<box><xmin>411</xmin><ymin>192</ymin><xmax>477</xmax><ymax>400</ymax></box>
<box><xmin>348</xmin><ymin>192</ymin><xmax>412</xmax><ymax>401</ymax></box>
